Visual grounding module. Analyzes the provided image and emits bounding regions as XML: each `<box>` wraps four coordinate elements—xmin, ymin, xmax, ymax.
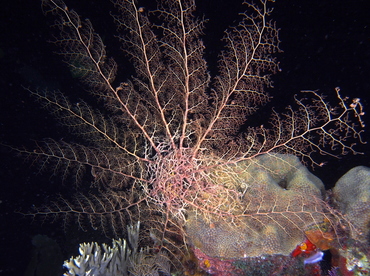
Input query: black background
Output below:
<box><xmin>0</xmin><ymin>0</ymin><xmax>369</xmax><ymax>275</ymax></box>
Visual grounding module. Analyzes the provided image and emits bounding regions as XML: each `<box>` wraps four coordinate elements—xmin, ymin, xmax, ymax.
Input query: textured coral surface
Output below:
<box><xmin>186</xmin><ymin>154</ymin><xmax>329</xmax><ymax>258</ymax></box>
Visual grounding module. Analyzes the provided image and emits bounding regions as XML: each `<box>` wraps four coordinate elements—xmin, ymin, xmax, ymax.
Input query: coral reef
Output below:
<box><xmin>186</xmin><ymin>153</ymin><xmax>332</xmax><ymax>258</ymax></box>
<box><xmin>329</xmin><ymin>166</ymin><xmax>370</xmax><ymax>275</ymax></box>
<box><xmin>5</xmin><ymin>0</ymin><xmax>365</xmax><ymax>274</ymax></box>
<box><xmin>185</xmin><ymin>164</ymin><xmax>370</xmax><ymax>275</ymax></box>
<box><xmin>63</xmin><ymin>222</ymin><xmax>171</xmax><ymax>276</ymax></box>
<box><xmin>192</xmin><ymin>247</ymin><xmax>323</xmax><ymax>276</ymax></box>
<box><xmin>338</xmin><ymin>244</ymin><xmax>370</xmax><ymax>276</ymax></box>
<box><xmin>333</xmin><ymin>166</ymin><xmax>370</xmax><ymax>243</ymax></box>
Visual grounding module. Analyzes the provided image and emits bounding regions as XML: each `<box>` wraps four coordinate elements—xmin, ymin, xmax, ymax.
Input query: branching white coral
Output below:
<box><xmin>63</xmin><ymin>222</ymin><xmax>171</xmax><ymax>276</ymax></box>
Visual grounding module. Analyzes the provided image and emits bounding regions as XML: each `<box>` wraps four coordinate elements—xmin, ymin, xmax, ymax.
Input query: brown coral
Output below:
<box><xmin>333</xmin><ymin>166</ymin><xmax>370</xmax><ymax>243</ymax></box>
<box><xmin>186</xmin><ymin>153</ymin><xmax>337</xmax><ymax>258</ymax></box>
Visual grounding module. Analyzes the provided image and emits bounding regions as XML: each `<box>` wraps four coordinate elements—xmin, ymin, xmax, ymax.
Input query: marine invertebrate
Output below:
<box><xmin>332</xmin><ymin>166</ymin><xmax>370</xmax><ymax>243</ymax></box>
<box><xmin>185</xmin><ymin>154</ymin><xmax>343</xmax><ymax>258</ymax></box>
<box><xmin>63</xmin><ymin>222</ymin><xmax>171</xmax><ymax>276</ymax></box>
<box><xmin>8</xmin><ymin>0</ymin><xmax>365</xmax><ymax>272</ymax></box>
